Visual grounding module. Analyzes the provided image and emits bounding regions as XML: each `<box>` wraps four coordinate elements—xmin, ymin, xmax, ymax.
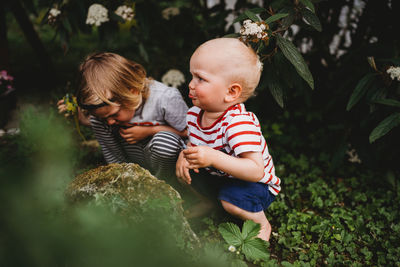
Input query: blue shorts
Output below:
<box><xmin>190</xmin><ymin>169</ymin><xmax>275</xmax><ymax>212</ymax></box>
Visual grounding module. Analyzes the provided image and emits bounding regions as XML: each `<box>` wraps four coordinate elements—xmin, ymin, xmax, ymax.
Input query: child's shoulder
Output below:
<box><xmin>227</xmin><ymin>104</ymin><xmax>260</xmax><ymax>124</ymax></box>
<box><xmin>150</xmin><ymin>80</ymin><xmax>184</xmax><ymax>99</ymax></box>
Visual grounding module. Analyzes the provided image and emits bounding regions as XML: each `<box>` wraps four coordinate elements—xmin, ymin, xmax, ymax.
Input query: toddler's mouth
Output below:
<box><xmin>189</xmin><ymin>94</ymin><xmax>196</xmax><ymax>99</ymax></box>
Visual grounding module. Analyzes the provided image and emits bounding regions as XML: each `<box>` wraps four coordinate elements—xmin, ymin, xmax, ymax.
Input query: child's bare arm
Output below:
<box><xmin>183</xmin><ymin>146</ymin><xmax>264</xmax><ymax>182</ymax></box>
<box><xmin>119</xmin><ymin>125</ymin><xmax>187</xmax><ymax>144</ymax></box>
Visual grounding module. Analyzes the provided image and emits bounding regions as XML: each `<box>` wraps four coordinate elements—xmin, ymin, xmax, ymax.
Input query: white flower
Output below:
<box><xmin>48</xmin><ymin>8</ymin><xmax>61</xmax><ymax>24</ymax></box>
<box><xmin>115</xmin><ymin>5</ymin><xmax>134</xmax><ymax>22</ymax></box>
<box><xmin>86</xmin><ymin>4</ymin><xmax>109</xmax><ymax>26</ymax></box>
<box><xmin>387</xmin><ymin>66</ymin><xmax>400</xmax><ymax>81</ymax></box>
<box><xmin>228</xmin><ymin>245</ymin><xmax>236</xmax><ymax>252</ymax></box>
<box><xmin>161</xmin><ymin>69</ymin><xmax>185</xmax><ymax>88</ymax></box>
<box><xmin>162</xmin><ymin>7</ymin><xmax>180</xmax><ymax>20</ymax></box>
<box><xmin>239</xmin><ymin>19</ymin><xmax>269</xmax><ymax>42</ymax></box>
<box><xmin>346</xmin><ymin>148</ymin><xmax>361</xmax><ymax>164</ymax></box>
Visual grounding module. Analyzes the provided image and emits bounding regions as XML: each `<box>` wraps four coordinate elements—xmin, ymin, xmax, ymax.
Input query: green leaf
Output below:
<box><xmin>231</xmin><ymin>259</ymin><xmax>248</xmax><ymax>267</ymax></box>
<box><xmin>62</xmin><ymin>18</ymin><xmax>73</xmax><ymax>33</ymax></box>
<box><xmin>234</xmin><ymin>9</ymin><xmax>263</xmax><ymax>23</ymax></box>
<box><xmin>241</xmin><ymin>220</ymin><xmax>260</xmax><ymax>240</ymax></box>
<box><xmin>265</xmin><ymin>13</ymin><xmax>289</xmax><ymax>24</ymax></box>
<box><xmin>244</xmin><ymin>9</ymin><xmax>260</xmax><ymax>22</ymax></box>
<box><xmin>138</xmin><ymin>43</ymin><xmax>149</xmax><ymax>63</ymax></box>
<box><xmin>372</xmin><ymin>99</ymin><xmax>400</xmax><ymax>108</ymax></box>
<box><xmin>346</xmin><ymin>73</ymin><xmax>376</xmax><ymax>111</ymax></box>
<box><xmin>268</xmin><ymin>80</ymin><xmax>284</xmax><ymax>108</ymax></box>
<box><xmin>299</xmin><ymin>0</ymin><xmax>315</xmax><ymax>12</ymax></box>
<box><xmin>242</xmin><ymin>238</ymin><xmax>270</xmax><ymax>261</ymax></box>
<box><xmin>218</xmin><ymin>222</ymin><xmax>243</xmax><ymax>246</ymax></box>
<box><xmin>276</xmin><ymin>35</ymin><xmax>314</xmax><ymax>89</ymax></box>
<box><xmin>301</xmin><ymin>8</ymin><xmax>322</xmax><ymax>32</ymax></box>
<box><xmin>369</xmin><ymin>113</ymin><xmax>400</xmax><ymax>143</ymax></box>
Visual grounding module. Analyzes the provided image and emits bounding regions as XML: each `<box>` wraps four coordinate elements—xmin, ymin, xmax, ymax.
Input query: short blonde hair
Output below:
<box><xmin>76</xmin><ymin>52</ymin><xmax>149</xmax><ymax>110</ymax></box>
<box><xmin>195</xmin><ymin>38</ymin><xmax>262</xmax><ymax>101</ymax></box>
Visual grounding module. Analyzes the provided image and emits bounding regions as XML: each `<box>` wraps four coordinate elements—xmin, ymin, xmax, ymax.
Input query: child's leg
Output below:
<box><xmin>184</xmin><ymin>186</ymin><xmax>215</xmax><ymax>219</ymax></box>
<box><xmin>145</xmin><ymin>131</ymin><xmax>185</xmax><ymax>178</ymax></box>
<box><xmin>90</xmin><ymin>117</ymin><xmax>129</xmax><ymax>163</ymax></box>
<box><xmin>221</xmin><ymin>200</ymin><xmax>271</xmax><ymax>241</ymax></box>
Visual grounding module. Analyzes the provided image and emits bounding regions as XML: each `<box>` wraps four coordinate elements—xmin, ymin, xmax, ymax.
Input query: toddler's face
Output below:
<box><xmin>91</xmin><ymin>103</ymin><xmax>135</xmax><ymax>126</ymax></box>
<box><xmin>188</xmin><ymin>47</ymin><xmax>232</xmax><ymax>112</ymax></box>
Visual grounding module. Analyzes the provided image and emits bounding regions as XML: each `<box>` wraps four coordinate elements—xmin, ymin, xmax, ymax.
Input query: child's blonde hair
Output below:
<box><xmin>196</xmin><ymin>38</ymin><xmax>262</xmax><ymax>101</ymax></box>
<box><xmin>76</xmin><ymin>52</ymin><xmax>149</xmax><ymax>110</ymax></box>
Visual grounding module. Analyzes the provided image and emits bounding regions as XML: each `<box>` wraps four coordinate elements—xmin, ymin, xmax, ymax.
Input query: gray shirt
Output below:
<box><xmin>129</xmin><ymin>80</ymin><xmax>188</xmax><ymax>131</ymax></box>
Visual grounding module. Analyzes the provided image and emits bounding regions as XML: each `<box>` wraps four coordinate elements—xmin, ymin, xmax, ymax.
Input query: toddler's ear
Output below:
<box><xmin>225</xmin><ymin>83</ymin><xmax>242</xmax><ymax>103</ymax></box>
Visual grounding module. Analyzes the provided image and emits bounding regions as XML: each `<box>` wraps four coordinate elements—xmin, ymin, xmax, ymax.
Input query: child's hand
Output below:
<box><xmin>176</xmin><ymin>151</ymin><xmax>195</xmax><ymax>184</ymax></box>
<box><xmin>183</xmin><ymin>146</ymin><xmax>214</xmax><ymax>170</ymax></box>
<box><xmin>119</xmin><ymin>126</ymin><xmax>153</xmax><ymax>144</ymax></box>
<box><xmin>57</xmin><ymin>99</ymin><xmax>70</xmax><ymax>117</ymax></box>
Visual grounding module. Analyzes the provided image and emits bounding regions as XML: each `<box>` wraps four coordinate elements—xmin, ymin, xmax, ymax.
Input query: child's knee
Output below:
<box><xmin>147</xmin><ymin>131</ymin><xmax>183</xmax><ymax>159</ymax></box>
<box><xmin>220</xmin><ymin>200</ymin><xmax>244</xmax><ymax>217</ymax></box>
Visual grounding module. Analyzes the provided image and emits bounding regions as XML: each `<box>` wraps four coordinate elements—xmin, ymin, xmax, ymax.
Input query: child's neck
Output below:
<box><xmin>201</xmin><ymin>110</ymin><xmax>224</xmax><ymax>128</ymax></box>
<box><xmin>201</xmin><ymin>103</ymin><xmax>240</xmax><ymax>128</ymax></box>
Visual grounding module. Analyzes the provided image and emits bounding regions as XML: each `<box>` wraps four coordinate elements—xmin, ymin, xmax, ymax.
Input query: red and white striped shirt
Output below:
<box><xmin>187</xmin><ymin>104</ymin><xmax>281</xmax><ymax>195</ymax></box>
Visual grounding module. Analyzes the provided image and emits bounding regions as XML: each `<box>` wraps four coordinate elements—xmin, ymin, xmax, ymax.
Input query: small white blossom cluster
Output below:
<box><xmin>387</xmin><ymin>66</ymin><xmax>400</xmax><ymax>81</ymax></box>
<box><xmin>162</xmin><ymin>7</ymin><xmax>180</xmax><ymax>20</ymax></box>
<box><xmin>239</xmin><ymin>19</ymin><xmax>269</xmax><ymax>43</ymax></box>
<box><xmin>346</xmin><ymin>148</ymin><xmax>361</xmax><ymax>164</ymax></box>
<box><xmin>161</xmin><ymin>69</ymin><xmax>185</xmax><ymax>88</ymax></box>
<box><xmin>48</xmin><ymin>8</ymin><xmax>61</xmax><ymax>24</ymax></box>
<box><xmin>115</xmin><ymin>5</ymin><xmax>135</xmax><ymax>22</ymax></box>
<box><xmin>86</xmin><ymin>4</ymin><xmax>109</xmax><ymax>26</ymax></box>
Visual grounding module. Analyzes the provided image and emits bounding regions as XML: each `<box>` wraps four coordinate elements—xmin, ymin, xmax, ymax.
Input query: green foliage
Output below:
<box><xmin>346</xmin><ymin>57</ymin><xmax>400</xmax><ymax>143</ymax></box>
<box><xmin>276</xmin><ymin>35</ymin><xmax>314</xmax><ymax>90</ymax></box>
<box><xmin>219</xmin><ymin>220</ymin><xmax>270</xmax><ymax>263</ymax></box>
<box><xmin>369</xmin><ymin>112</ymin><xmax>400</xmax><ymax>143</ymax></box>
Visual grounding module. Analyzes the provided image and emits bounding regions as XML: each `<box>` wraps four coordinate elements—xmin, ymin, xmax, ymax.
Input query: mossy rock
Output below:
<box><xmin>66</xmin><ymin>163</ymin><xmax>199</xmax><ymax>247</ymax></box>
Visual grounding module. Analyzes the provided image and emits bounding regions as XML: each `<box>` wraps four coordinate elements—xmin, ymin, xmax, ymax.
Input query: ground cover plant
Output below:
<box><xmin>1</xmin><ymin>0</ymin><xmax>400</xmax><ymax>266</ymax></box>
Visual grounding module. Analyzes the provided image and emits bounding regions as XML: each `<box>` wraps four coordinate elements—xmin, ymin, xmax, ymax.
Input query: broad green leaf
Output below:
<box><xmin>369</xmin><ymin>112</ymin><xmax>400</xmax><ymax>143</ymax></box>
<box><xmin>372</xmin><ymin>98</ymin><xmax>400</xmax><ymax>107</ymax></box>
<box><xmin>301</xmin><ymin>8</ymin><xmax>322</xmax><ymax>32</ymax></box>
<box><xmin>231</xmin><ymin>259</ymin><xmax>248</xmax><ymax>267</ymax></box>
<box><xmin>282</xmin><ymin>9</ymin><xmax>295</xmax><ymax>28</ymax></box>
<box><xmin>265</xmin><ymin>13</ymin><xmax>289</xmax><ymax>24</ymax></box>
<box><xmin>346</xmin><ymin>73</ymin><xmax>376</xmax><ymax>111</ymax></box>
<box><xmin>299</xmin><ymin>0</ymin><xmax>315</xmax><ymax>12</ymax></box>
<box><xmin>244</xmin><ymin>9</ymin><xmax>260</xmax><ymax>22</ymax></box>
<box><xmin>218</xmin><ymin>222</ymin><xmax>243</xmax><ymax>246</ymax></box>
<box><xmin>234</xmin><ymin>8</ymin><xmax>264</xmax><ymax>23</ymax></box>
<box><xmin>268</xmin><ymin>80</ymin><xmax>284</xmax><ymax>108</ymax></box>
<box><xmin>241</xmin><ymin>220</ymin><xmax>260</xmax><ymax>240</ymax></box>
<box><xmin>233</xmin><ymin>14</ymin><xmax>248</xmax><ymax>23</ymax></box>
<box><xmin>241</xmin><ymin>238</ymin><xmax>270</xmax><ymax>261</ymax></box>
<box><xmin>276</xmin><ymin>35</ymin><xmax>314</xmax><ymax>89</ymax></box>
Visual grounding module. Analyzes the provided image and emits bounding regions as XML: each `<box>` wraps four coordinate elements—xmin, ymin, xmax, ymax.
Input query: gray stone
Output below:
<box><xmin>65</xmin><ymin>163</ymin><xmax>199</xmax><ymax>247</ymax></box>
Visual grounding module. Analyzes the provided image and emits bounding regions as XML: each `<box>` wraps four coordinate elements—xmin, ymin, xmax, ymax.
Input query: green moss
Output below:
<box><xmin>65</xmin><ymin>163</ymin><xmax>199</xmax><ymax>247</ymax></box>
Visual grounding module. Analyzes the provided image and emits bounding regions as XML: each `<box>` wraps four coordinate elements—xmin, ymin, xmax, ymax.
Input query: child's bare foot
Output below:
<box><xmin>257</xmin><ymin>221</ymin><xmax>272</xmax><ymax>241</ymax></box>
<box><xmin>184</xmin><ymin>200</ymin><xmax>214</xmax><ymax>219</ymax></box>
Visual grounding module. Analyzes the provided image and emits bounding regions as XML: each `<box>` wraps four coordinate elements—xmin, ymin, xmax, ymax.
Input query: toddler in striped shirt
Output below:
<box><xmin>176</xmin><ymin>38</ymin><xmax>281</xmax><ymax>241</ymax></box>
